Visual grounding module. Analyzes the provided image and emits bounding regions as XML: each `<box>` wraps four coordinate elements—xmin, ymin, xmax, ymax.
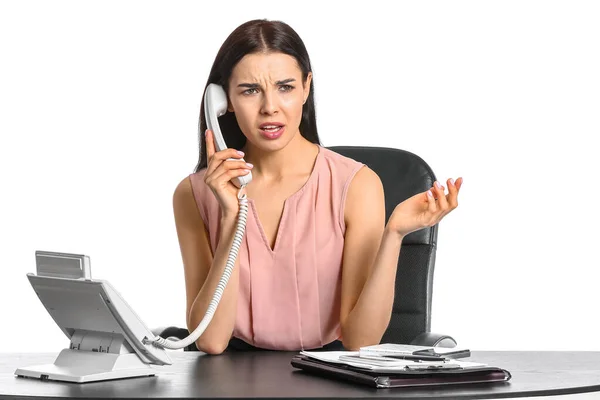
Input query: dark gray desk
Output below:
<box><xmin>2</xmin><ymin>351</ymin><xmax>600</xmax><ymax>399</ymax></box>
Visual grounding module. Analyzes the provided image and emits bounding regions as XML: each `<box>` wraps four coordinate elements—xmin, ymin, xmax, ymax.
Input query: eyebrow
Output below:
<box><xmin>237</xmin><ymin>78</ymin><xmax>296</xmax><ymax>89</ymax></box>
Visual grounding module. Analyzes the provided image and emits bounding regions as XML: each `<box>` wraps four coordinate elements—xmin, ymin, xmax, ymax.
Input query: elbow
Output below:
<box><xmin>187</xmin><ymin>316</ymin><xmax>232</xmax><ymax>355</ymax></box>
<box><xmin>342</xmin><ymin>340</ymin><xmax>360</xmax><ymax>351</ymax></box>
<box><xmin>342</xmin><ymin>337</ymin><xmax>380</xmax><ymax>351</ymax></box>
<box><xmin>341</xmin><ymin>323</ymin><xmax>384</xmax><ymax>351</ymax></box>
<box><xmin>196</xmin><ymin>339</ymin><xmax>229</xmax><ymax>355</ymax></box>
<box><xmin>190</xmin><ymin>323</ymin><xmax>231</xmax><ymax>355</ymax></box>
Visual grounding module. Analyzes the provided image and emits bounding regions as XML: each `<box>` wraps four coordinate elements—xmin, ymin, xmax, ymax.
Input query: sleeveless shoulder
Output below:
<box><xmin>188</xmin><ymin>169</ymin><xmax>222</xmax><ymax>255</ymax></box>
<box><xmin>188</xmin><ymin>168</ymin><xmax>209</xmax><ymax>225</ymax></box>
<box><xmin>317</xmin><ymin>147</ymin><xmax>366</xmax><ymax>234</ymax></box>
<box><xmin>319</xmin><ymin>146</ymin><xmax>364</xmax><ymax>170</ymax></box>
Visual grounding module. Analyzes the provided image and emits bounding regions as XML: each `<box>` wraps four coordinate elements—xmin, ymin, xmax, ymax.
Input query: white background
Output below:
<box><xmin>1</xmin><ymin>0</ymin><xmax>599</xmax><ymax>354</ymax></box>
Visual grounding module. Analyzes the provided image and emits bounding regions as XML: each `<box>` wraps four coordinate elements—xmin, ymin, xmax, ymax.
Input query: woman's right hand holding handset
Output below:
<box><xmin>203</xmin><ymin>129</ymin><xmax>253</xmax><ymax>219</ymax></box>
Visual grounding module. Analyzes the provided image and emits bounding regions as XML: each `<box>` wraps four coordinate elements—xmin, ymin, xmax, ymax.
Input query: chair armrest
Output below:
<box><xmin>410</xmin><ymin>332</ymin><xmax>458</xmax><ymax>348</ymax></box>
<box><xmin>151</xmin><ymin>326</ymin><xmax>170</xmax><ymax>337</ymax></box>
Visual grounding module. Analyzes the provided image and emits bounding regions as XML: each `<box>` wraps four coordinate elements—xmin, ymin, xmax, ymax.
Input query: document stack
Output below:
<box><xmin>291</xmin><ymin>344</ymin><xmax>511</xmax><ymax>389</ymax></box>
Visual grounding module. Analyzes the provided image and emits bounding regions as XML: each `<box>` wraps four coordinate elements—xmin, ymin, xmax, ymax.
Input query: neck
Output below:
<box><xmin>242</xmin><ymin>132</ymin><xmax>319</xmax><ymax>182</ymax></box>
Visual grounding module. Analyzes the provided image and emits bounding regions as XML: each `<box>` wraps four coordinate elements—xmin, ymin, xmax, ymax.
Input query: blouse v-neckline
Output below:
<box><xmin>247</xmin><ymin>145</ymin><xmax>323</xmax><ymax>255</ymax></box>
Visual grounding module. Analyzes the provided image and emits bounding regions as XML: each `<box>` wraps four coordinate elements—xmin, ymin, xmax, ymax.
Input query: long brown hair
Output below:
<box><xmin>194</xmin><ymin>19</ymin><xmax>321</xmax><ymax>172</ymax></box>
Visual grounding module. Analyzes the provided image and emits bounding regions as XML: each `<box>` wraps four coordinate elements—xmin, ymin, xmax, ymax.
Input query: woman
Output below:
<box><xmin>173</xmin><ymin>19</ymin><xmax>463</xmax><ymax>354</ymax></box>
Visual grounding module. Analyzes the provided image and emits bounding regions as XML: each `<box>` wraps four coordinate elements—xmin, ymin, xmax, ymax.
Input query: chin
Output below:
<box><xmin>248</xmin><ymin>132</ymin><xmax>294</xmax><ymax>151</ymax></box>
<box><xmin>257</xmin><ymin>140</ymin><xmax>289</xmax><ymax>152</ymax></box>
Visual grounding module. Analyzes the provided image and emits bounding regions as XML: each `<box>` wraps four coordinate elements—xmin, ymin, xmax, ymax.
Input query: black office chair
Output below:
<box><xmin>154</xmin><ymin>146</ymin><xmax>457</xmax><ymax>351</ymax></box>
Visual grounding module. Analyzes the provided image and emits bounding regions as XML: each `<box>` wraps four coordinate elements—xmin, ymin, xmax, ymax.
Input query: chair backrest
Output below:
<box><xmin>328</xmin><ymin>146</ymin><xmax>439</xmax><ymax>344</ymax></box>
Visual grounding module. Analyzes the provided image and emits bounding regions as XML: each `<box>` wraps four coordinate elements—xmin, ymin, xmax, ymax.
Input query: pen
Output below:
<box><xmin>382</xmin><ymin>354</ymin><xmax>446</xmax><ymax>362</ymax></box>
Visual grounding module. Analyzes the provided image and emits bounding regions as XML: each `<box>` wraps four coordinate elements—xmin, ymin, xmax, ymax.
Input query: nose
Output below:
<box><xmin>260</xmin><ymin>89</ymin><xmax>279</xmax><ymax>115</ymax></box>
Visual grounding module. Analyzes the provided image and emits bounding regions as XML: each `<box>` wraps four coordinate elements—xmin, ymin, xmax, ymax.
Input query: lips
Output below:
<box><xmin>259</xmin><ymin>122</ymin><xmax>284</xmax><ymax>129</ymax></box>
<box><xmin>259</xmin><ymin>124</ymin><xmax>285</xmax><ymax>140</ymax></box>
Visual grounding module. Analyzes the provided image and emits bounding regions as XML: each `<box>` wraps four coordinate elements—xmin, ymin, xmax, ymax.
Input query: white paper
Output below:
<box><xmin>299</xmin><ymin>351</ymin><xmax>358</xmax><ymax>364</ymax></box>
<box><xmin>359</xmin><ymin>343</ymin><xmax>470</xmax><ymax>357</ymax></box>
<box><xmin>298</xmin><ymin>350</ymin><xmax>487</xmax><ymax>372</ymax></box>
<box><xmin>359</xmin><ymin>343</ymin><xmax>432</xmax><ymax>354</ymax></box>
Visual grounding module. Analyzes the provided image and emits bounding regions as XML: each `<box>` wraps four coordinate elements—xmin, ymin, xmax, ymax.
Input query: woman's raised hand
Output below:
<box><xmin>387</xmin><ymin>177</ymin><xmax>464</xmax><ymax>238</ymax></box>
<box><xmin>203</xmin><ymin>129</ymin><xmax>253</xmax><ymax>219</ymax></box>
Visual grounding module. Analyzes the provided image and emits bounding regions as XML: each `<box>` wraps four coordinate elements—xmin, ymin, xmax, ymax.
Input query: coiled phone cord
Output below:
<box><xmin>148</xmin><ymin>186</ymin><xmax>248</xmax><ymax>350</ymax></box>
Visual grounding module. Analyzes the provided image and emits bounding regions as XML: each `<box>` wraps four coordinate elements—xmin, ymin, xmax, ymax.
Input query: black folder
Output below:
<box><xmin>291</xmin><ymin>354</ymin><xmax>512</xmax><ymax>389</ymax></box>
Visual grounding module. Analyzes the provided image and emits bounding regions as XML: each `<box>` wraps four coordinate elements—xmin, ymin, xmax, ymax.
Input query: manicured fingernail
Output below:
<box><xmin>237</xmin><ymin>151</ymin><xmax>244</xmax><ymax>156</ymax></box>
<box><xmin>246</xmin><ymin>163</ymin><xmax>253</xmax><ymax>168</ymax></box>
<box><xmin>434</xmin><ymin>181</ymin><xmax>442</xmax><ymax>189</ymax></box>
<box><xmin>427</xmin><ymin>190</ymin><xmax>433</xmax><ymax>197</ymax></box>
<box><xmin>450</xmin><ymin>178</ymin><xmax>455</xmax><ymax>186</ymax></box>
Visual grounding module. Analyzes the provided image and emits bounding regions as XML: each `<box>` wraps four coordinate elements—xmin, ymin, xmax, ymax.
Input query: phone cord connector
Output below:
<box><xmin>148</xmin><ymin>185</ymin><xmax>249</xmax><ymax>350</ymax></box>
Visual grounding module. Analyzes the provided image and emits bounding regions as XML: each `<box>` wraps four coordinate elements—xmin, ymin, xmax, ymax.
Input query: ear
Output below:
<box><xmin>225</xmin><ymin>86</ymin><xmax>235</xmax><ymax>113</ymax></box>
<box><xmin>227</xmin><ymin>94</ymin><xmax>235</xmax><ymax>113</ymax></box>
<box><xmin>303</xmin><ymin>72</ymin><xmax>312</xmax><ymax>104</ymax></box>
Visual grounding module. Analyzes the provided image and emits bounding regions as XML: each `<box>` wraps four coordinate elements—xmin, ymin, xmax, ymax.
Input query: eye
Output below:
<box><xmin>242</xmin><ymin>88</ymin><xmax>259</xmax><ymax>95</ymax></box>
<box><xmin>279</xmin><ymin>84</ymin><xmax>294</xmax><ymax>92</ymax></box>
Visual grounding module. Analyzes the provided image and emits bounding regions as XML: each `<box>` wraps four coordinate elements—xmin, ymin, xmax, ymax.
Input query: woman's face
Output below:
<box><xmin>227</xmin><ymin>52</ymin><xmax>312</xmax><ymax>151</ymax></box>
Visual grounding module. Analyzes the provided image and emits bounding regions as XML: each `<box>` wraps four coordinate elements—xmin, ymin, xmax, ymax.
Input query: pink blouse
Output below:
<box><xmin>189</xmin><ymin>145</ymin><xmax>365</xmax><ymax>350</ymax></box>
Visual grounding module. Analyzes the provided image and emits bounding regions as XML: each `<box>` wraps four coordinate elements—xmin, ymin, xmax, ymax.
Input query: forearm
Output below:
<box><xmin>341</xmin><ymin>226</ymin><xmax>404</xmax><ymax>350</ymax></box>
<box><xmin>188</xmin><ymin>215</ymin><xmax>241</xmax><ymax>354</ymax></box>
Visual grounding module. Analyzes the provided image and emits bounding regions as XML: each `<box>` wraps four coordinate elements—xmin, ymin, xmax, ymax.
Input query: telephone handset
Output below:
<box><xmin>149</xmin><ymin>84</ymin><xmax>250</xmax><ymax>351</ymax></box>
<box><xmin>204</xmin><ymin>83</ymin><xmax>253</xmax><ymax>188</ymax></box>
